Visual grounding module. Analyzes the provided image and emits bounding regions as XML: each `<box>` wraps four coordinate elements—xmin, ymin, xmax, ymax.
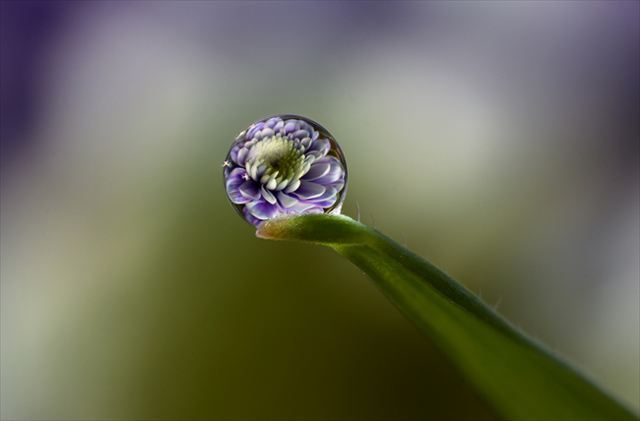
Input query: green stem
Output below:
<box><xmin>257</xmin><ymin>214</ymin><xmax>637</xmax><ymax>420</ymax></box>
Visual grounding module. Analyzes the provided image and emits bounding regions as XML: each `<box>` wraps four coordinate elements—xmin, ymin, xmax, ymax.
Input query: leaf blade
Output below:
<box><xmin>258</xmin><ymin>214</ymin><xmax>637</xmax><ymax>420</ymax></box>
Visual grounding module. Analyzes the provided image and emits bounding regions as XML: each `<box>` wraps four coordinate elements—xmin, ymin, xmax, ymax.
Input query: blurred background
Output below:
<box><xmin>1</xmin><ymin>1</ymin><xmax>638</xmax><ymax>419</ymax></box>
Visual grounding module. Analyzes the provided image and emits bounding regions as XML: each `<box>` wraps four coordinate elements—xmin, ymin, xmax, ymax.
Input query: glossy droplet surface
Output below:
<box><xmin>223</xmin><ymin>115</ymin><xmax>347</xmax><ymax>226</ymax></box>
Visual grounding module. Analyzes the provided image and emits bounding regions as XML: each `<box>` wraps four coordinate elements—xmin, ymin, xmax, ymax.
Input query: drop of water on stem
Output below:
<box><xmin>223</xmin><ymin>115</ymin><xmax>348</xmax><ymax>226</ymax></box>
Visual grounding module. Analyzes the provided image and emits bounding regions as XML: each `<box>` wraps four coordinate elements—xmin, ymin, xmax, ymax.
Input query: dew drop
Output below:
<box><xmin>223</xmin><ymin>115</ymin><xmax>348</xmax><ymax>226</ymax></box>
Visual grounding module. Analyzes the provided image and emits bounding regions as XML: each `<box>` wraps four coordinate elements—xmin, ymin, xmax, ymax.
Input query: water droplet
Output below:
<box><xmin>223</xmin><ymin>115</ymin><xmax>348</xmax><ymax>226</ymax></box>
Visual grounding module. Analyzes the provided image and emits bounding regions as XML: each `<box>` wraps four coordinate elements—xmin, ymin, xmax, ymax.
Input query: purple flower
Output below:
<box><xmin>224</xmin><ymin>115</ymin><xmax>347</xmax><ymax>226</ymax></box>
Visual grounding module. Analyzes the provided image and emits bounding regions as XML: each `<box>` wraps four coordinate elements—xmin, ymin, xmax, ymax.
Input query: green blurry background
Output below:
<box><xmin>1</xmin><ymin>1</ymin><xmax>638</xmax><ymax>419</ymax></box>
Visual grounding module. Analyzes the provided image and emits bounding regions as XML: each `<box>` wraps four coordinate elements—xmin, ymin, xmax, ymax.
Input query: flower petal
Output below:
<box><xmin>246</xmin><ymin>122</ymin><xmax>265</xmax><ymax>140</ymax></box>
<box><xmin>246</xmin><ymin>200</ymin><xmax>280</xmax><ymax>220</ymax></box>
<box><xmin>284</xmin><ymin>120</ymin><xmax>298</xmax><ymax>134</ymax></box>
<box><xmin>285</xmin><ymin>202</ymin><xmax>323</xmax><ymax>215</ymax></box>
<box><xmin>284</xmin><ymin>178</ymin><xmax>301</xmax><ymax>193</ymax></box>
<box><xmin>313</xmin><ymin>156</ymin><xmax>345</xmax><ymax>185</ymax></box>
<box><xmin>228</xmin><ymin>190</ymin><xmax>251</xmax><ymax>204</ymax></box>
<box><xmin>259</xmin><ymin>128</ymin><xmax>274</xmax><ymax>138</ymax></box>
<box><xmin>294</xmin><ymin>180</ymin><xmax>325</xmax><ymax>199</ymax></box>
<box><xmin>265</xmin><ymin>117</ymin><xmax>280</xmax><ymax>128</ymax></box>
<box><xmin>296</xmin><ymin>186</ymin><xmax>339</xmax><ymax>208</ymax></box>
<box><xmin>226</xmin><ymin>169</ymin><xmax>252</xmax><ymax>204</ymax></box>
<box><xmin>298</xmin><ymin>120</ymin><xmax>314</xmax><ymax>133</ymax></box>
<box><xmin>300</xmin><ymin>137</ymin><xmax>312</xmax><ymax>150</ymax></box>
<box><xmin>309</xmin><ymin>186</ymin><xmax>338</xmax><ymax>203</ymax></box>
<box><xmin>239</xmin><ymin>180</ymin><xmax>260</xmax><ymax>200</ymax></box>
<box><xmin>225</xmin><ymin>168</ymin><xmax>246</xmax><ymax>190</ymax></box>
<box><xmin>236</xmin><ymin>147</ymin><xmax>249</xmax><ymax>165</ymax></box>
<box><xmin>261</xmin><ymin>185</ymin><xmax>277</xmax><ymax>204</ymax></box>
<box><xmin>302</xmin><ymin>161</ymin><xmax>331</xmax><ymax>181</ymax></box>
<box><xmin>277</xmin><ymin>191</ymin><xmax>299</xmax><ymax>208</ymax></box>
<box><xmin>307</xmin><ymin>138</ymin><xmax>330</xmax><ymax>158</ymax></box>
<box><xmin>230</xmin><ymin>146</ymin><xmax>239</xmax><ymax>164</ymax></box>
<box><xmin>292</xmin><ymin>129</ymin><xmax>310</xmax><ymax>139</ymax></box>
<box><xmin>266</xmin><ymin>175</ymin><xmax>278</xmax><ymax>190</ymax></box>
<box><xmin>242</xmin><ymin>206</ymin><xmax>262</xmax><ymax>227</ymax></box>
<box><xmin>275</xmin><ymin>178</ymin><xmax>290</xmax><ymax>191</ymax></box>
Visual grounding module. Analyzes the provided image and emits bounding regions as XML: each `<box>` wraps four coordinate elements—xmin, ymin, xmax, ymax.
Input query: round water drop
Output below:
<box><xmin>223</xmin><ymin>115</ymin><xmax>348</xmax><ymax>226</ymax></box>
